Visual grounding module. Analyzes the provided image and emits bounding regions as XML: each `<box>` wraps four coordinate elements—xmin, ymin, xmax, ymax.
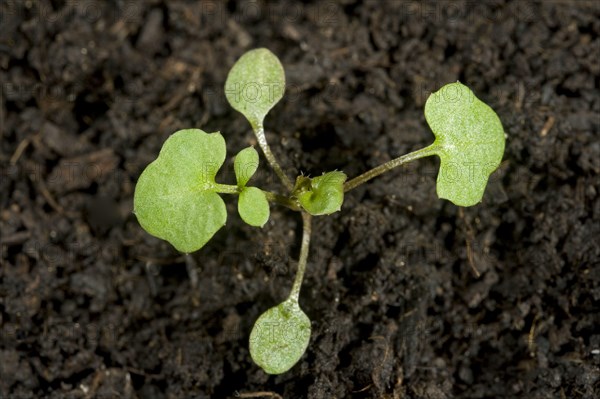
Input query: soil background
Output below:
<box><xmin>1</xmin><ymin>1</ymin><xmax>599</xmax><ymax>398</ymax></box>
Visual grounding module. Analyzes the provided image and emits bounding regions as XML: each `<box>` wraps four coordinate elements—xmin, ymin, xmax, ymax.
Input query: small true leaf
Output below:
<box><xmin>295</xmin><ymin>171</ymin><xmax>347</xmax><ymax>216</ymax></box>
<box><xmin>234</xmin><ymin>146</ymin><xmax>259</xmax><ymax>187</ymax></box>
<box><xmin>133</xmin><ymin>129</ymin><xmax>227</xmax><ymax>253</ymax></box>
<box><xmin>238</xmin><ymin>187</ymin><xmax>270</xmax><ymax>227</ymax></box>
<box><xmin>249</xmin><ymin>298</ymin><xmax>311</xmax><ymax>374</ymax></box>
<box><xmin>425</xmin><ymin>82</ymin><xmax>505</xmax><ymax>207</ymax></box>
<box><xmin>225</xmin><ymin>48</ymin><xmax>285</xmax><ymax>129</ymax></box>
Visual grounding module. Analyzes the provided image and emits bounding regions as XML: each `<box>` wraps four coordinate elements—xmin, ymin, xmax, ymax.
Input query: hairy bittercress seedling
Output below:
<box><xmin>134</xmin><ymin>48</ymin><xmax>505</xmax><ymax>375</ymax></box>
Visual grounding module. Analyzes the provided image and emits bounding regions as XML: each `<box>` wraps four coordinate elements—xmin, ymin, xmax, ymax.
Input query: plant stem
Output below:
<box><xmin>289</xmin><ymin>212</ymin><xmax>312</xmax><ymax>303</ymax></box>
<box><xmin>213</xmin><ymin>183</ymin><xmax>240</xmax><ymax>194</ymax></box>
<box><xmin>214</xmin><ymin>183</ymin><xmax>301</xmax><ymax>211</ymax></box>
<box><xmin>343</xmin><ymin>144</ymin><xmax>438</xmax><ymax>192</ymax></box>
<box><xmin>263</xmin><ymin>191</ymin><xmax>302</xmax><ymax>212</ymax></box>
<box><xmin>254</xmin><ymin>125</ymin><xmax>294</xmax><ymax>193</ymax></box>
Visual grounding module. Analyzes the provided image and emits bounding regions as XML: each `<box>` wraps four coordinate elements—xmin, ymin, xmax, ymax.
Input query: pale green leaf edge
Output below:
<box><xmin>224</xmin><ymin>48</ymin><xmax>285</xmax><ymax>129</ymax></box>
<box><xmin>424</xmin><ymin>82</ymin><xmax>505</xmax><ymax>207</ymax></box>
<box><xmin>249</xmin><ymin>299</ymin><xmax>311</xmax><ymax>374</ymax></box>
<box><xmin>133</xmin><ymin>129</ymin><xmax>228</xmax><ymax>253</ymax></box>
<box><xmin>238</xmin><ymin>186</ymin><xmax>270</xmax><ymax>227</ymax></box>
<box><xmin>234</xmin><ymin>146</ymin><xmax>260</xmax><ymax>187</ymax></box>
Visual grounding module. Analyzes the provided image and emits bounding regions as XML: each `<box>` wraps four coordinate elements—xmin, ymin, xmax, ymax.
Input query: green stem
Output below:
<box><xmin>264</xmin><ymin>191</ymin><xmax>302</xmax><ymax>212</ymax></box>
<box><xmin>254</xmin><ymin>125</ymin><xmax>294</xmax><ymax>193</ymax></box>
<box><xmin>214</xmin><ymin>183</ymin><xmax>301</xmax><ymax>212</ymax></box>
<box><xmin>289</xmin><ymin>212</ymin><xmax>312</xmax><ymax>303</ymax></box>
<box><xmin>343</xmin><ymin>144</ymin><xmax>438</xmax><ymax>192</ymax></box>
<box><xmin>213</xmin><ymin>183</ymin><xmax>240</xmax><ymax>194</ymax></box>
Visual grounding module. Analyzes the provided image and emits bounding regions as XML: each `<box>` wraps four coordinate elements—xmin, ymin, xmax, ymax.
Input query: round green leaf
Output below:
<box><xmin>225</xmin><ymin>48</ymin><xmax>285</xmax><ymax>129</ymax></box>
<box><xmin>133</xmin><ymin>129</ymin><xmax>227</xmax><ymax>253</ymax></box>
<box><xmin>249</xmin><ymin>299</ymin><xmax>311</xmax><ymax>375</ymax></box>
<box><xmin>238</xmin><ymin>187</ymin><xmax>270</xmax><ymax>227</ymax></box>
<box><xmin>234</xmin><ymin>146</ymin><xmax>259</xmax><ymax>187</ymax></box>
<box><xmin>296</xmin><ymin>171</ymin><xmax>347</xmax><ymax>216</ymax></box>
<box><xmin>425</xmin><ymin>82</ymin><xmax>505</xmax><ymax>207</ymax></box>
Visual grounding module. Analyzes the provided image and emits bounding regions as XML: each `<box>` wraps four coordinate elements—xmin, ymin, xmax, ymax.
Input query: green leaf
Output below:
<box><xmin>425</xmin><ymin>82</ymin><xmax>505</xmax><ymax>207</ymax></box>
<box><xmin>249</xmin><ymin>298</ymin><xmax>311</xmax><ymax>374</ymax></box>
<box><xmin>133</xmin><ymin>129</ymin><xmax>227</xmax><ymax>253</ymax></box>
<box><xmin>238</xmin><ymin>187</ymin><xmax>270</xmax><ymax>227</ymax></box>
<box><xmin>234</xmin><ymin>146</ymin><xmax>259</xmax><ymax>187</ymax></box>
<box><xmin>295</xmin><ymin>171</ymin><xmax>347</xmax><ymax>216</ymax></box>
<box><xmin>225</xmin><ymin>48</ymin><xmax>285</xmax><ymax>129</ymax></box>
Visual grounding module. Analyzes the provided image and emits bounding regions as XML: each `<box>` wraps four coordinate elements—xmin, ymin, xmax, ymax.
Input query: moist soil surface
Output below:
<box><xmin>1</xmin><ymin>1</ymin><xmax>599</xmax><ymax>398</ymax></box>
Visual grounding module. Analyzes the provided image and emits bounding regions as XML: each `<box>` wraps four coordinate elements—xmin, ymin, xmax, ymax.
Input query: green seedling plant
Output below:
<box><xmin>134</xmin><ymin>48</ymin><xmax>505</xmax><ymax>374</ymax></box>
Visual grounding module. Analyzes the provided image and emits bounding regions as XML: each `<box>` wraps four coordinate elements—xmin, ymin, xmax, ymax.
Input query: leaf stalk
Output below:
<box><xmin>289</xmin><ymin>212</ymin><xmax>312</xmax><ymax>303</ymax></box>
<box><xmin>254</xmin><ymin>126</ymin><xmax>294</xmax><ymax>192</ymax></box>
<box><xmin>343</xmin><ymin>144</ymin><xmax>438</xmax><ymax>192</ymax></box>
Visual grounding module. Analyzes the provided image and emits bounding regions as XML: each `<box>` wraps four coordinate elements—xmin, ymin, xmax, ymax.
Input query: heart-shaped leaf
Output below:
<box><xmin>425</xmin><ymin>82</ymin><xmax>505</xmax><ymax>207</ymax></box>
<box><xmin>249</xmin><ymin>298</ymin><xmax>311</xmax><ymax>374</ymax></box>
<box><xmin>238</xmin><ymin>187</ymin><xmax>270</xmax><ymax>227</ymax></box>
<box><xmin>234</xmin><ymin>146</ymin><xmax>259</xmax><ymax>188</ymax></box>
<box><xmin>134</xmin><ymin>129</ymin><xmax>227</xmax><ymax>253</ymax></box>
<box><xmin>225</xmin><ymin>48</ymin><xmax>285</xmax><ymax>130</ymax></box>
<box><xmin>295</xmin><ymin>171</ymin><xmax>347</xmax><ymax>216</ymax></box>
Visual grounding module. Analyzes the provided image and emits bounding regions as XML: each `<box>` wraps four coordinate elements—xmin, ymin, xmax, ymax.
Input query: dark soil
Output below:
<box><xmin>1</xmin><ymin>1</ymin><xmax>599</xmax><ymax>398</ymax></box>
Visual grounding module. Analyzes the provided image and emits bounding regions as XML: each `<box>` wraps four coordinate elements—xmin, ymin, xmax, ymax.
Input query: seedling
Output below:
<box><xmin>134</xmin><ymin>48</ymin><xmax>505</xmax><ymax>374</ymax></box>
